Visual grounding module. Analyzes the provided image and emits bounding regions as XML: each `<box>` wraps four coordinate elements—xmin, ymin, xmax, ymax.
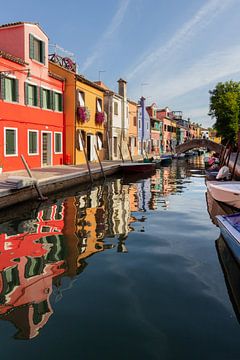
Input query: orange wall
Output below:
<box><xmin>49</xmin><ymin>62</ymin><xmax>76</xmax><ymax>165</ymax></box>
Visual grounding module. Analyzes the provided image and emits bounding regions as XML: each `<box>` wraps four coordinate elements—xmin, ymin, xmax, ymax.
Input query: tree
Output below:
<box><xmin>209</xmin><ymin>81</ymin><xmax>240</xmax><ymax>144</ymax></box>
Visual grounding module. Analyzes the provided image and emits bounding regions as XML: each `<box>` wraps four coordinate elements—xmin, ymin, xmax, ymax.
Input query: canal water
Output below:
<box><xmin>0</xmin><ymin>157</ymin><xmax>240</xmax><ymax>359</ymax></box>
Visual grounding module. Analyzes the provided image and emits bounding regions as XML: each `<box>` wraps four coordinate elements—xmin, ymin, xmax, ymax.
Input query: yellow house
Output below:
<box><xmin>49</xmin><ymin>58</ymin><xmax>106</xmax><ymax>165</ymax></box>
<box><xmin>76</xmin><ymin>75</ymin><xmax>105</xmax><ymax>163</ymax></box>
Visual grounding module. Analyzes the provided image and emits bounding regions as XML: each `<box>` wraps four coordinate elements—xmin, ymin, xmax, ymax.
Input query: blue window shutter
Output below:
<box><xmin>29</xmin><ymin>34</ymin><xmax>34</xmax><ymax>59</ymax></box>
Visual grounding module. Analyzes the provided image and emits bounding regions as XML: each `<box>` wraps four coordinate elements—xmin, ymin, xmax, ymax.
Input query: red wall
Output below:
<box><xmin>0</xmin><ymin>101</ymin><xmax>63</xmax><ymax>171</ymax></box>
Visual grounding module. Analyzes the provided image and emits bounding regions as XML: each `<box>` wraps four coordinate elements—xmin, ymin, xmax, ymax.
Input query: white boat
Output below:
<box><xmin>207</xmin><ymin>181</ymin><xmax>240</xmax><ymax>209</ymax></box>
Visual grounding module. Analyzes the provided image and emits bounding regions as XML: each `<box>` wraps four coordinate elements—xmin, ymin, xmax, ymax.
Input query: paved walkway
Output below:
<box><xmin>0</xmin><ymin>161</ymin><xmax>123</xmax><ymax>197</ymax></box>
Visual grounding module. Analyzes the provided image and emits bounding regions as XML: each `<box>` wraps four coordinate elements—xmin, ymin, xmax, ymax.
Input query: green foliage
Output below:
<box><xmin>209</xmin><ymin>81</ymin><xmax>240</xmax><ymax>144</ymax></box>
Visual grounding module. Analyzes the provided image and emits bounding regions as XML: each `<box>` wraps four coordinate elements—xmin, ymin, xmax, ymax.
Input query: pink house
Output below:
<box><xmin>0</xmin><ymin>22</ymin><xmax>64</xmax><ymax>172</ymax></box>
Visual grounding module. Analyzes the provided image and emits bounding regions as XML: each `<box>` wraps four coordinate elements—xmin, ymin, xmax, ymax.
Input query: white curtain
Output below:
<box><xmin>78</xmin><ymin>132</ymin><xmax>83</xmax><ymax>151</ymax></box>
<box><xmin>79</xmin><ymin>92</ymin><xmax>85</xmax><ymax>106</ymax></box>
<box><xmin>97</xmin><ymin>99</ymin><xmax>102</xmax><ymax>112</ymax></box>
<box><xmin>97</xmin><ymin>134</ymin><xmax>102</xmax><ymax>150</ymax></box>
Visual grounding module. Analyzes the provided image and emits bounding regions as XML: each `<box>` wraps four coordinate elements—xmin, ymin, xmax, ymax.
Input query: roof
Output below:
<box><xmin>0</xmin><ymin>49</ymin><xmax>27</xmax><ymax>65</ymax></box>
<box><xmin>76</xmin><ymin>74</ymin><xmax>106</xmax><ymax>93</ymax></box>
<box><xmin>0</xmin><ymin>22</ymin><xmax>49</xmax><ymax>38</ymax></box>
<box><xmin>48</xmin><ymin>71</ymin><xmax>65</xmax><ymax>82</ymax></box>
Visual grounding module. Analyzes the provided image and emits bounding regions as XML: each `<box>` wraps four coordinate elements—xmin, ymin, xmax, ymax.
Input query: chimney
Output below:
<box><xmin>118</xmin><ymin>78</ymin><xmax>127</xmax><ymax>98</ymax></box>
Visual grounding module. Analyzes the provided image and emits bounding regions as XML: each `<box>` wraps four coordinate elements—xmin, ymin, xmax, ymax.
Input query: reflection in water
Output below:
<box><xmin>0</xmin><ymin>157</ymin><xmax>204</xmax><ymax>340</ymax></box>
<box><xmin>216</xmin><ymin>237</ymin><xmax>240</xmax><ymax>324</ymax></box>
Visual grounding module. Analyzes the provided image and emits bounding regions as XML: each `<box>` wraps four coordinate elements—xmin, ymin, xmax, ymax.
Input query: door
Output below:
<box><xmin>42</xmin><ymin>132</ymin><xmax>52</xmax><ymax>166</ymax></box>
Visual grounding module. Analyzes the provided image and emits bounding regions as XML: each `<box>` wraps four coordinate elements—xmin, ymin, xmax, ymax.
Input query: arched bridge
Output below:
<box><xmin>175</xmin><ymin>139</ymin><xmax>223</xmax><ymax>154</ymax></box>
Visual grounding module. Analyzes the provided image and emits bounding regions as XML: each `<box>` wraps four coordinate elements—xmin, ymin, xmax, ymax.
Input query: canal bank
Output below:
<box><xmin>0</xmin><ymin>161</ymin><xmax>123</xmax><ymax>210</ymax></box>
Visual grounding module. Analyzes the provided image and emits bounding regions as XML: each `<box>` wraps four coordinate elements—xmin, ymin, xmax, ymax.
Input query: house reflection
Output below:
<box><xmin>0</xmin><ymin>180</ymin><xmax>144</xmax><ymax>339</ymax></box>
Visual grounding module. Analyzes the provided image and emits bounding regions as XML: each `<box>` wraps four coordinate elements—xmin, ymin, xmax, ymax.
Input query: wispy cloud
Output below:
<box><xmin>148</xmin><ymin>45</ymin><xmax>240</xmax><ymax>103</ymax></box>
<box><xmin>127</xmin><ymin>0</ymin><xmax>235</xmax><ymax>80</ymax></box>
<box><xmin>81</xmin><ymin>0</ymin><xmax>130</xmax><ymax>72</ymax></box>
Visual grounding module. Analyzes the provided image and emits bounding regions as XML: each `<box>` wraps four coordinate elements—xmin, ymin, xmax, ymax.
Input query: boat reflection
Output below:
<box><xmin>216</xmin><ymin>236</ymin><xmax>240</xmax><ymax>324</ymax></box>
<box><xmin>0</xmin><ymin>160</ymin><xmax>201</xmax><ymax>340</ymax></box>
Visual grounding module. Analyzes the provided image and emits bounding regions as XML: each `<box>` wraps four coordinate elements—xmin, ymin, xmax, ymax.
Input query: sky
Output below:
<box><xmin>1</xmin><ymin>0</ymin><xmax>240</xmax><ymax>127</ymax></box>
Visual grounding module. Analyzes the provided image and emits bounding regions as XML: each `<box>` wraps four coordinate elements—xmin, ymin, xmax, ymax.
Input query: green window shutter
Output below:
<box><xmin>39</xmin><ymin>87</ymin><xmax>43</xmax><ymax>108</ymax></box>
<box><xmin>29</xmin><ymin>34</ymin><xmax>34</xmax><ymax>59</ymax></box>
<box><xmin>40</xmin><ymin>41</ymin><xmax>45</xmax><ymax>64</ymax></box>
<box><xmin>14</xmin><ymin>79</ymin><xmax>19</xmax><ymax>102</ymax></box>
<box><xmin>50</xmin><ymin>90</ymin><xmax>54</xmax><ymax>110</ymax></box>
<box><xmin>52</xmin><ymin>92</ymin><xmax>56</xmax><ymax>111</ymax></box>
<box><xmin>0</xmin><ymin>77</ymin><xmax>5</xmax><ymax>100</ymax></box>
<box><xmin>24</xmin><ymin>82</ymin><xmax>29</xmax><ymax>105</ymax></box>
<box><xmin>59</xmin><ymin>94</ymin><xmax>63</xmax><ymax>111</ymax></box>
<box><xmin>34</xmin><ymin>86</ymin><xmax>38</xmax><ymax>106</ymax></box>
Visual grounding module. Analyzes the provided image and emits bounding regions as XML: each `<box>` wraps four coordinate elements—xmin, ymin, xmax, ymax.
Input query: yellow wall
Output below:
<box><xmin>49</xmin><ymin>62</ymin><xmax>76</xmax><ymax>165</ymax></box>
<box><xmin>76</xmin><ymin>78</ymin><xmax>105</xmax><ymax>164</ymax></box>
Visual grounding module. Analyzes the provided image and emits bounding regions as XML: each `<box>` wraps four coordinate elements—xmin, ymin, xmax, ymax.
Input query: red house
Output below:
<box><xmin>0</xmin><ymin>22</ymin><xmax>64</xmax><ymax>172</ymax></box>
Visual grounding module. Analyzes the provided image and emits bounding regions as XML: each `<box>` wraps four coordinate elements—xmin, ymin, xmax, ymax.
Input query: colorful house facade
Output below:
<box><xmin>147</xmin><ymin>103</ymin><xmax>162</xmax><ymax>155</ymax></box>
<box><xmin>102</xmin><ymin>79</ymin><xmax>129</xmax><ymax>160</ymax></box>
<box><xmin>0</xmin><ymin>22</ymin><xmax>64</xmax><ymax>172</ymax></box>
<box><xmin>138</xmin><ymin>97</ymin><xmax>151</xmax><ymax>155</ymax></box>
<box><xmin>128</xmin><ymin>99</ymin><xmax>138</xmax><ymax>157</ymax></box>
<box><xmin>49</xmin><ymin>57</ymin><xmax>105</xmax><ymax>165</ymax></box>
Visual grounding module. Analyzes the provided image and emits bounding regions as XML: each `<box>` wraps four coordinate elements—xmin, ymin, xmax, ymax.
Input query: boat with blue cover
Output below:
<box><xmin>217</xmin><ymin>213</ymin><xmax>240</xmax><ymax>263</ymax></box>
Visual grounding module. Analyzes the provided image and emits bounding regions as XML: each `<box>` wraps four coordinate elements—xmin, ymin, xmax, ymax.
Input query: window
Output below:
<box><xmin>4</xmin><ymin>128</ymin><xmax>18</xmax><ymax>156</ymax></box>
<box><xmin>29</xmin><ymin>34</ymin><xmax>45</xmax><ymax>64</ymax></box>
<box><xmin>96</xmin><ymin>132</ymin><xmax>103</xmax><ymax>150</ymax></box>
<box><xmin>54</xmin><ymin>132</ymin><xmax>62</xmax><ymax>153</ymax></box>
<box><xmin>138</xmin><ymin>118</ymin><xmax>141</xmax><ymax>129</ymax></box>
<box><xmin>78</xmin><ymin>91</ymin><xmax>85</xmax><ymax>106</ymax></box>
<box><xmin>25</xmin><ymin>83</ymin><xmax>38</xmax><ymax>106</ymax></box>
<box><xmin>1</xmin><ymin>76</ymin><xmax>19</xmax><ymax>102</ymax></box>
<box><xmin>53</xmin><ymin>92</ymin><xmax>63</xmax><ymax>111</ymax></box>
<box><xmin>96</xmin><ymin>98</ymin><xmax>102</xmax><ymax>112</ymax></box>
<box><xmin>41</xmin><ymin>88</ymin><xmax>51</xmax><ymax>109</ymax></box>
<box><xmin>114</xmin><ymin>102</ymin><xmax>118</xmax><ymax>115</ymax></box>
<box><xmin>28</xmin><ymin>130</ymin><xmax>38</xmax><ymax>155</ymax></box>
<box><xmin>133</xmin><ymin>116</ymin><xmax>137</xmax><ymax>127</ymax></box>
<box><xmin>164</xmin><ymin>124</ymin><xmax>167</xmax><ymax>131</ymax></box>
<box><xmin>147</xmin><ymin>122</ymin><xmax>149</xmax><ymax>130</ymax></box>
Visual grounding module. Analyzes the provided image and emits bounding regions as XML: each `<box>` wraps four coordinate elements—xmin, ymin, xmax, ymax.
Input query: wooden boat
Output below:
<box><xmin>216</xmin><ymin>213</ymin><xmax>240</xmax><ymax>263</ymax></box>
<box><xmin>121</xmin><ymin>162</ymin><xmax>156</xmax><ymax>174</ymax></box>
<box><xmin>160</xmin><ymin>154</ymin><xmax>172</xmax><ymax>166</ymax></box>
<box><xmin>207</xmin><ymin>181</ymin><xmax>240</xmax><ymax>209</ymax></box>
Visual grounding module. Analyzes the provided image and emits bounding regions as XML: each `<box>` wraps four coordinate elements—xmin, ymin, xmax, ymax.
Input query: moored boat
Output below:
<box><xmin>207</xmin><ymin>181</ymin><xmax>240</xmax><ymax>208</ymax></box>
<box><xmin>121</xmin><ymin>162</ymin><xmax>156</xmax><ymax>174</ymax></box>
<box><xmin>216</xmin><ymin>213</ymin><xmax>240</xmax><ymax>263</ymax></box>
<box><xmin>160</xmin><ymin>154</ymin><xmax>172</xmax><ymax>166</ymax></box>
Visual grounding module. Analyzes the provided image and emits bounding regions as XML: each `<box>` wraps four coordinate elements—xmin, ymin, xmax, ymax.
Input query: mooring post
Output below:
<box><xmin>21</xmin><ymin>155</ymin><xmax>47</xmax><ymax>201</ymax></box>
<box><xmin>127</xmin><ymin>144</ymin><xmax>133</xmax><ymax>163</ymax></box>
<box><xmin>232</xmin><ymin>150</ymin><xmax>240</xmax><ymax>179</ymax></box>
<box><xmin>79</xmin><ymin>131</ymin><xmax>93</xmax><ymax>184</ymax></box>
<box><xmin>119</xmin><ymin>144</ymin><xmax>124</xmax><ymax>163</ymax></box>
<box><xmin>94</xmin><ymin>144</ymin><xmax>106</xmax><ymax>181</ymax></box>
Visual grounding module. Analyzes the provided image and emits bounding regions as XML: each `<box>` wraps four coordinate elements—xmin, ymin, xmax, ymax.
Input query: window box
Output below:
<box><xmin>95</xmin><ymin>112</ymin><xmax>105</xmax><ymax>125</ymax></box>
<box><xmin>77</xmin><ymin>106</ymin><xmax>90</xmax><ymax>123</ymax></box>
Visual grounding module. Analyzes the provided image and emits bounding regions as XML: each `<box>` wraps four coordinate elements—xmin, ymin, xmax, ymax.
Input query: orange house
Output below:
<box><xmin>128</xmin><ymin>99</ymin><xmax>138</xmax><ymax>157</ymax></box>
